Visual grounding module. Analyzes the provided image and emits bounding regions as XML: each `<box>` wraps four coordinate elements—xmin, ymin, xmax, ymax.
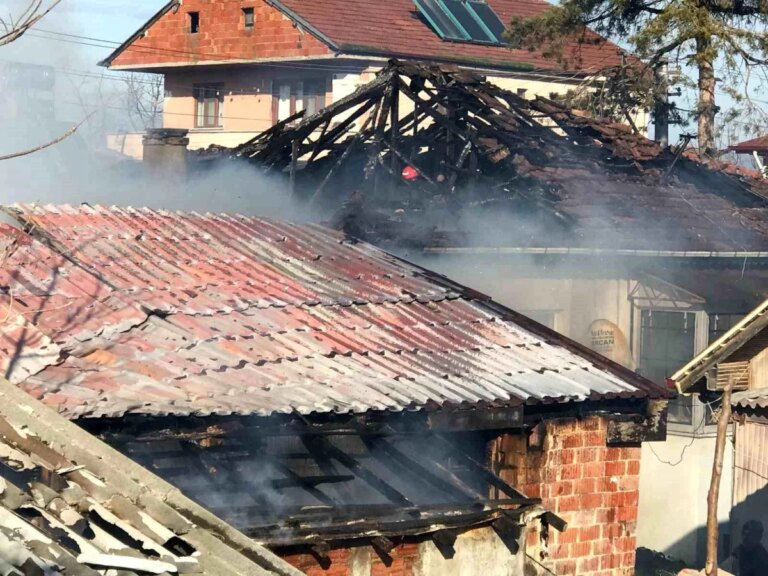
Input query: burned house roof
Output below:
<box><xmin>0</xmin><ymin>203</ymin><xmax>665</xmax><ymax>421</ymax></box>
<box><xmin>226</xmin><ymin>61</ymin><xmax>768</xmax><ymax>254</ymax></box>
<box><xmin>0</xmin><ymin>374</ymin><xmax>301</xmax><ymax>576</ymax></box>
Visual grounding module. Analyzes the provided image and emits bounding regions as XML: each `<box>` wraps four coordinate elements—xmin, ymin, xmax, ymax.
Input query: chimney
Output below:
<box><xmin>142</xmin><ymin>128</ymin><xmax>189</xmax><ymax>176</ymax></box>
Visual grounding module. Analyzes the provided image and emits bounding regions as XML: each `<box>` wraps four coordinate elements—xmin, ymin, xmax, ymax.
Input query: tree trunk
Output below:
<box><xmin>705</xmin><ymin>382</ymin><xmax>733</xmax><ymax>576</ymax></box>
<box><xmin>697</xmin><ymin>36</ymin><xmax>717</xmax><ymax>156</ymax></box>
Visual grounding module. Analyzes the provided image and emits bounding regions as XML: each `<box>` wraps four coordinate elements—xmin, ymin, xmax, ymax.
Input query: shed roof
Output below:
<box><xmin>731</xmin><ymin>387</ymin><xmax>768</xmax><ymax>412</ymax></box>
<box><xmin>0</xmin><ymin>375</ymin><xmax>300</xmax><ymax>576</ymax></box>
<box><xmin>0</xmin><ymin>204</ymin><xmax>665</xmax><ymax>421</ymax></box>
<box><xmin>101</xmin><ymin>0</ymin><xmax>627</xmax><ymax>74</ymax></box>
<box><xmin>670</xmin><ymin>299</ymin><xmax>768</xmax><ymax>392</ymax></box>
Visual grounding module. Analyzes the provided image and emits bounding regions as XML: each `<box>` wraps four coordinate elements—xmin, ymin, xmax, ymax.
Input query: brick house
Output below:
<box><xmin>0</xmin><ymin>204</ymin><xmax>669</xmax><ymax>575</ymax></box>
<box><xmin>99</xmin><ymin>0</ymin><xmax>637</xmax><ymax>154</ymax></box>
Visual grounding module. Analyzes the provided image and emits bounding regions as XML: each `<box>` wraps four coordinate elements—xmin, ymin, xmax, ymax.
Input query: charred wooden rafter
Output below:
<box><xmin>203</xmin><ymin>59</ymin><xmax>768</xmax><ymax>249</ymax></box>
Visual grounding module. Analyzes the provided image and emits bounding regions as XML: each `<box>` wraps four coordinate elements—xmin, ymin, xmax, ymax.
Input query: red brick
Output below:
<box><xmin>605</xmin><ymin>461</ymin><xmax>626</xmax><ymax>476</ymax></box>
<box><xmin>550</xmin><ymin>543</ymin><xmax>571</xmax><ymax>559</ymax></box>
<box><xmin>555</xmin><ymin>559</ymin><xmax>578</xmax><ymax>575</ymax></box>
<box><xmin>563</xmin><ymin>434</ymin><xmax>584</xmax><ymax>449</ymax></box>
<box><xmin>557</xmin><ymin>495</ymin><xmax>582</xmax><ymax>513</ymax></box>
<box><xmin>580</xmin><ymin>492</ymin><xmax>604</xmax><ymax>509</ymax></box>
<box><xmin>576</xmin><ymin>447</ymin><xmax>600</xmax><ymax>463</ymax></box>
<box><xmin>618</xmin><ymin>475</ymin><xmax>639</xmax><ymax>492</ymax></box>
<box><xmin>583</xmin><ymin>431</ymin><xmax>605</xmax><ymax>447</ymax></box>
<box><xmin>575</xmin><ymin>477</ymin><xmax>596</xmax><ymax>494</ymax></box>
<box><xmin>617</xmin><ymin>506</ymin><xmax>638</xmax><ymax>522</ymax></box>
<box><xmin>627</xmin><ymin>459</ymin><xmax>641</xmax><ymax>475</ymax></box>
<box><xmin>572</xmin><ymin>541</ymin><xmax>592</xmax><ymax>557</ymax></box>
<box><xmin>592</xmin><ymin>538</ymin><xmax>612</xmax><ymax>556</ymax></box>
<box><xmin>550</xmin><ymin>481</ymin><xmax>574</xmax><ymax>497</ymax></box>
<box><xmin>600</xmin><ymin>553</ymin><xmax>623</xmax><ymax>570</ymax></box>
<box><xmin>615</xmin><ymin>536</ymin><xmax>637</xmax><ymax>552</ymax></box>
<box><xmin>557</xmin><ymin>527</ymin><xmax>580</xmax><ymax>544</ymax></box>
<box><xmin>578</xmin><ymin>556</ymin><xmax>601</xmax><ymax>573</ymax></box>
<box><xmin>561</xmin><ymin>464</ymin><xmax>582</xmax><ymax>480</ymax></box>
<box><xmin>582</xmin><ymin>461</ymin><xmax>605</xmax><ymax>478</ymax></box>
<box><xmin>579</xmin><ymin>525</ymin><xmax>601</xmax><ymax>542</ymax></box>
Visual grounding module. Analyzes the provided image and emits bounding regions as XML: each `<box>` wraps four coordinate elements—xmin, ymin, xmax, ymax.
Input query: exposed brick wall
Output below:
<box><xmin>111</xmin><ymin>0</ymin><xmax>331</xmax><ymax>68</ymax></box>
<box><xmin>495</xmin><ymin>416</ymin><xmax>640</xmax><ymax>576</ymax></box>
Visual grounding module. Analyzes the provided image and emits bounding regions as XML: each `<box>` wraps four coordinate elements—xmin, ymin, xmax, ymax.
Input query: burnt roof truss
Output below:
<box><xmin>121</xmin><ymin>431</ymin><xmax>562</xmax><ymax>556</ymax></box>
<box><xmin>217</xmin><ymin>60</ymin><xmax>768</xmax><ymax>252</ymax></box>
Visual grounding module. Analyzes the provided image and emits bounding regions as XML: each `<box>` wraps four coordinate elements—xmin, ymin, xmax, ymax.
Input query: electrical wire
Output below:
<box><xmin>20</xmin><ymin>26</ymin><xmax>620</xmax><ymax>82</ymax></box>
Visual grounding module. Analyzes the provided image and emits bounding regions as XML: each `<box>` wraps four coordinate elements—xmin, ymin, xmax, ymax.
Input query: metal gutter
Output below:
<box><xmin>423</xmin><ymin>247</ymin><xmax>768</xmax><ymax>258</ymax></box>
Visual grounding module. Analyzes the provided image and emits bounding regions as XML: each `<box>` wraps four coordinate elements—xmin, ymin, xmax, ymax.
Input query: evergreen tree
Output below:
<box><xmin>506</xmin><ymin>0</ymin><xmax>768</xmax><ymax>154</ymax></box>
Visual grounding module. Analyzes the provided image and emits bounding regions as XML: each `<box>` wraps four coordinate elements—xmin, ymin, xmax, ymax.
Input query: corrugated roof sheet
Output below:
<box><xmin>732</xmin><ymin>388</ymin><xmax>768</xmax><ymax>411</ymax></box>
<box><xmin>0</xmin><ymin>375</ymin><xmax>300</xmax><ymax>576</ymax></box>
<box><xmin>2</xmin><ymin>204</ymin><xmax>665</xmax><ymax>420</ymax></box>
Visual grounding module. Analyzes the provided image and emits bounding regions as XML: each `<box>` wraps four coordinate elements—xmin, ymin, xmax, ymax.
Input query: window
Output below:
<box><xmin>413</xmin><ymin>0</ymin><xmax>507</xmax><ymax>44</ymax></box>
<box><xmin>272</xmin><ymin>78</ymin><xmax>327</xmax><ymax>123</ymax></box>
<box><xmin>189</xmin><ymin>12</ymin><xmax>200</xmax><ymax>34</ymax></box>
<box><xmin>638</xmin><ymin>310</ymin><xmax>696</xmax><ymax>386</ymax></box>
<box><xmin>193</xmin><ymin>84</ymin><xmax>223</xmax><ymax>128</ymax></box>
<box><xmin>709</xmin><ymin>313</ymin><xmax>745</xmax><ymax>343</ymax></box>
<box><xmin>243</xmin><ymin>7</ymin><xmax>254</xmax><ymax>29</ymax></box>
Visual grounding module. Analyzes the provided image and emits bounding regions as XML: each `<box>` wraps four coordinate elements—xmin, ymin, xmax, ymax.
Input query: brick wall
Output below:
<box><xmin>495</xmin><ymin>416</ymin><xmax>640</xmax><ymax>576</ymax></box>
<box><xmin>111</xmin><ymin>0</ymin><xmax>331</xmax><ymax>68</ymax></box>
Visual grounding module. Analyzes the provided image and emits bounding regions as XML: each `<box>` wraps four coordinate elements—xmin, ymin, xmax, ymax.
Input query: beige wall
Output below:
<box><xmin>637</xmin><ymin>435</ymin><xmax>734</xmax><ymax>565</ymax></box>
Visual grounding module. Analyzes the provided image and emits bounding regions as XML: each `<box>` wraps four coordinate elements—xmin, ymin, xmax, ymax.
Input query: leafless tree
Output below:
<box><xmin>0</xmin><ymin>0</ymin><xmax>61</xmax><ymax>47</ymax></box>
<box><xmin>0</xmin><ymin>0</ymin><xmax>90</xmax><ymax>161</ymax></box>
<box><xmin>123</xmin><ymin>73</ymin><xmax>164</xmax><ymax>131</ymax></box>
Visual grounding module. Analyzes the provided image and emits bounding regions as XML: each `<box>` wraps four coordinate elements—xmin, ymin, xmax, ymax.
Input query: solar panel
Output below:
<box><xmin>413</xmin><ymin>0</ymin><xmax>467</xmax><ymax>40</ymax></box>
<box><xmin>442</xmin><ymin>0</ymin><xmax>495</xmax><ymax>42</ymax></box>
<box><xmin>467</xmin><ymin>1</ymin><xmax>508</xmax><ymax>43</ymax></box>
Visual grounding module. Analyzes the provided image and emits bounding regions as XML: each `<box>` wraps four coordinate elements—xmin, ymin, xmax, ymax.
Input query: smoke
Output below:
<box><xmin>0</xmin><ymin>0</ymin><xmax>317</xmax><ymax>220</ymax></box>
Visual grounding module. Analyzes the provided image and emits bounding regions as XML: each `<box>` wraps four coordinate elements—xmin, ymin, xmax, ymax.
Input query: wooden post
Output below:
<box><xmin>289</xmin><ymin>139</ymin><xmax>299</xmax><ymax>197</ymax></box>
<box><xmin>705</xmin><ymin>380</ymin><xmax>734</xmax><ymax>576</ymax></box>
<box><xmin>389</xmin><ymin>75</ymin><xmax>400</xmax><ymax>194</ymax></box>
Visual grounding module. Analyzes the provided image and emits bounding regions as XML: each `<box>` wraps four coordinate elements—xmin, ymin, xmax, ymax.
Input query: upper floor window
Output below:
<box><xmin>194</xmin><ymin>84</ymin><xmax>223</xmax><ymax>128</ymax></box>
<box><xmin>272</xmin><ymin>78</ymin><xmax>327</xmax><ymax>123</ymax></box>
<box><xmin>189</xmin><ymin>12</ymin><xmax>200</xmax><ymax>34</ymax></box>
<box><xmin>243</xmin><ymin>7</ymin><xmax>255</xmax><ymax>29</ymax></box>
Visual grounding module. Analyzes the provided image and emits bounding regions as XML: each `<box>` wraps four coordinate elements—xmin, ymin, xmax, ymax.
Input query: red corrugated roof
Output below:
<box><xmin>273</xmin><ymin>0</ymin><xmax>627</xmax><ymax>72</ymax></box>
<box><xmin>730</xmin><ymin>135</ymin><xmax>768</xmax><ymax>153</ymax></box>
<box><xmin>2</xmin><ymin>204</ymin><xmax>665</xmax><ymax>420</ymax></box>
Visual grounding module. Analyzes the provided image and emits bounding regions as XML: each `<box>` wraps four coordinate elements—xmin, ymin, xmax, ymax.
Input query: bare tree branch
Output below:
<box><xmin>0</xmin><ymin>0</ymin><xmax>61</xmax><ymax>47</ymax></box>
<box><xmin>0</xmin><ymin>113</ymin><xmax>92</xmax><ymax>161</ymax></box>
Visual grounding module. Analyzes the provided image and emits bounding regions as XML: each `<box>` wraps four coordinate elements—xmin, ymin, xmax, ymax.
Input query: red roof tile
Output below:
<box><xmin>273</xmin><ymin>0</ymin><xmax>627</xmax><ymax>72</ymax></box>
<box><xmin>3</xmin><ymin>204</ymin><xmax>665</xmax><ymax>420</ymax></box>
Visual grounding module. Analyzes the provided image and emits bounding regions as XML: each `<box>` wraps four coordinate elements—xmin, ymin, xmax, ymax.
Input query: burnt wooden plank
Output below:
<box><xmin>302</xmin><ymin>435</ymin><xmax>417</xmax><ymax>511</ymax></box>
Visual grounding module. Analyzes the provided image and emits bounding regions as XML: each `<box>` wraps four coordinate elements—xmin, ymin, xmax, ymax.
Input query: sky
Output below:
<box><xmin>0</xmin><ymin>0</ymin><xmax>158</xmax><ymax>127</ymax></box>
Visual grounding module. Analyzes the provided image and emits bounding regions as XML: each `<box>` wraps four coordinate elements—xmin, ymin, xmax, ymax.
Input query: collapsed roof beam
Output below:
<box><xmin>302</xmin><ymin>435</ymin><xmax>418</xmax><ymax>512</ymax></box>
